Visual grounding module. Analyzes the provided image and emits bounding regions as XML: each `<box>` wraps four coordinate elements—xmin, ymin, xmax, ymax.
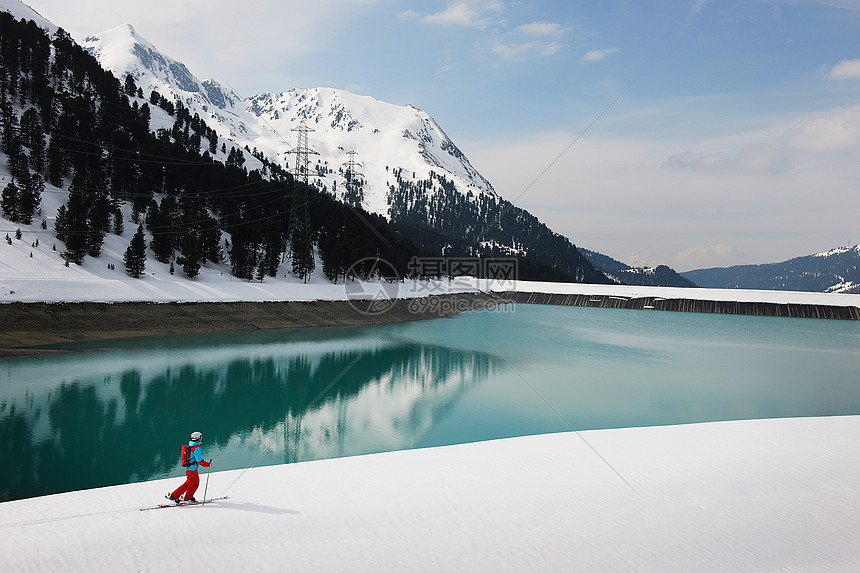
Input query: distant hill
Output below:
<box><xmin>579</xmin><ymin>249</ymin><xmax>697</xmax><ymax>288</ymax></box>
<box><xmin>682</xmin><ymin>246</ymin><xmax>860</xmax><ymax>293</ymax></box>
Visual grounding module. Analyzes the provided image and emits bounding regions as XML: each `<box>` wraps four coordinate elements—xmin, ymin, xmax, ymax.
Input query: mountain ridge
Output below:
<box><xmin>76</xmin><ymin>20</ymin><xmax>608</xmax><ymax>283</ymax></box>
<box><xmin>579</xmin><ymin>248</ymin><xmax>698</xmax><ymax>288</ymax></box>
<box><xmin>683</xmin><ymin>246</ymin><xmax>860</xmax><ymax>293</ymax></box>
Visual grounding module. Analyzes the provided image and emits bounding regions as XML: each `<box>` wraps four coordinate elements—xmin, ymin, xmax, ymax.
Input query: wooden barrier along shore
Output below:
<box><xmin>495</xmin><ymin>291</ymin><xmax>860</xmax><ymax>320</ymax></box>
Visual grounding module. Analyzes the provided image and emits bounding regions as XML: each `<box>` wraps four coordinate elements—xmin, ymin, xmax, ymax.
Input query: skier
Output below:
<box><xmin>168</xmin><ymin>431</ymin><xmax>211</xmax><ymax>503</ymax></box>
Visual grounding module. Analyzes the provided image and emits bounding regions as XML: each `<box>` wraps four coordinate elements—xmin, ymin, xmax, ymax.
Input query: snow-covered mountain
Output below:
<box><xmin>2</xmin><ymin>2</ymin><xmax>643</xmax><ymax>286</ymax></box>
<box><xmin>683</xmin><ymin>245</ymin><xmax>860</xmax><ymax>293</ymax></box>
<box><xmin>247</xmin><ymin>88</ymin><xmax>496</xmax><ymax>214</ymax></box>
<box><xmin>80</xmin><ymin>24</ymin><xmax>264</xmax><ymax>145</ymax></box>
<box><xmin>0</xmin><ymin>0</ymin><xmax>53</xmax><ymax>32</ymax></box>
<box><xmin>80</xmin><ymin>24</ymin><xmax>496</xmax><ymax>217</ymax></box>
<box><xmin>580</xmin><ymin>248</ymin><xmax>697</xmax><ymax>288</ymax></box>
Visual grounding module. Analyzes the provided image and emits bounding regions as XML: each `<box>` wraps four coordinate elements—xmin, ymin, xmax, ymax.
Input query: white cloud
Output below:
<box><xmin>580</xmin><ymin>48</ymin><xmax>620</xmax><ymax>63</ymax></box>
<box><xmin>399</xmin><ymin>10</ymin><xmax>421</xmax><ymax>21</ymax></box>
<box><xmin>663</xmin><ymin>143</ymin><xmax>789</xmax><ymax>174</ymax></box>
<box><xmin>825</xmin><ymin>59</ymin><xmax>860</xmax><ymax>80</ymax></box>
<box><xmin>491</xmin><ymin>40</ymin><xmax>563</xmax><ymax>59</ymax></box>
<box><xmin>784</xmin><ymin>104</ymin><xmax>860</xmax><ymax>152</ymax></box>
<box><xmin>491</xmin><ymin>42</ymin><xmax>537</xmax><ymax>59</ymax></box>
<box><xmin>422</xmin><ymin>2</ymin><xmax>482</xmax><ymax>26</ymax></box>
<box><xmin>672</xmin><ymin>244</ymin><xmax>736</xmax><ymax>268</ymax></box>
<box><xmin>541</xmin><ymin>42</ymin><xmax>564</xmax><ymax>57</ymax></box>
<box><xmin>419</xmin><ymin>0</ymin><xmax>505</xmax><ymax>29</ymax></box>
<box><xmin>516</xmin><ymin>21</ymin><xmax>564</xmax><ymax>36</ymax></box>
<box><xmin>691</xmin><ymin>0</ymin><xmax>711</xmax><ymax>14</ymax></box>
<box><xmin>407</xmin><ymin>2</ymin><xmax>566</xmax><ymax>60</ymax></box>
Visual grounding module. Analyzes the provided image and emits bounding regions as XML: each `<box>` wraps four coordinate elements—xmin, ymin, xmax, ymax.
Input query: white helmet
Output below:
<box><xmin>190</xmin><ymin>431</ymin><xmax>203</xmax><ymax>441</ymax></box>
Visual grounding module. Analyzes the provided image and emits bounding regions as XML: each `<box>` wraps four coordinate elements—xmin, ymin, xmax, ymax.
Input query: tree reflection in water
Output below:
<box><xmin>0</xmin><ymin>331</ymin><xmax>497</xmax><ymax>501</ymax></box>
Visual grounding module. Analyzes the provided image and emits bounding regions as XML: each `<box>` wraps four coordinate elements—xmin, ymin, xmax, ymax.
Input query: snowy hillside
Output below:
<box><xmin>79</xmin><ymin>24</ymin><xmax>272</xmax><ymax>165</ymax></box>
<box><xmin>247</xmin><ymin>88</ymin><xmax>496</xmax><ymax>214</ymax></box>
<box><xmin>79</xmin><ymin>24</ymin><xmax>495</xmax><ymax>219</ymax></box>
<box><xmin>0</xmin><ymin>0</ymin><xmax>52</xmax><ymax>32</ymax></box>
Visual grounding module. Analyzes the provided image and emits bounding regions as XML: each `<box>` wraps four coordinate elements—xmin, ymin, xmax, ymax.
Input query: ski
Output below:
<box><xmin>139</xmin><ymin>496</ymin><xmax>228</xmax><ymax>511</ymax></box>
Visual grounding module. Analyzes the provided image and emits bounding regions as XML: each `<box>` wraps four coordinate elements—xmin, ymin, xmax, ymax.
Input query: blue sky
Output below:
<box><xmin>22</xmin><ymin>0</ymin><xmax>860</xmax><ymax>270</ymax></box>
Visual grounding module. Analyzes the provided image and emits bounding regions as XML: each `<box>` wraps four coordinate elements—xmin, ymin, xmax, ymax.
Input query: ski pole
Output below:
<box><xmin>202</xmin><ymin>460</ymin><xmax>212</xmax><ymax>506</ymax></box>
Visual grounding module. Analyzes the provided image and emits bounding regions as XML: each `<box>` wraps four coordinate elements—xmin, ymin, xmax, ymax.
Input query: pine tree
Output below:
<box><xmin>1</xmin><ymin>180</ymin><xmax>19</xmax><ymax>221</ymax></box>
<box><xmin>17</xmin><ymin>171</ymin><xmax>44</xmax><ymax>224</ymax></box>
<box><xmin>177</xmin><ymin>230</ymin><xmax>202</xmax><ymax>278</ymax></box>
<box><xmin>20</xmin><ymin>108</ymin><xmax>45</xmax><ymax>172</ymax></box>
<box><xmin>198</xmin><ymin>212</ymin><xmax>221</xmax><ymax>263</ymax></box>
<box><xmin>86</xmin><ymin>195</ymin><xmax>111</xmax><ymax>257</ymax></box>
<box><xmin>123</xmin><ymin>73</ymin><xmax>137</xmax><ymax>97</ymax></box>
<box><xmin>5</xmin><ymin>129</ymin><xmax>28</xmax><ymax>178</ymax></box>
<box><xmin>112</xmin><ymin>210</ymin><xmax>124</xmax><ymax>235</ymax></box>
<box><xmin>62</xmin><ymin>179</ymin><xmax>89</xmax><ymax>264</ymax></box>
<box><xmin>123</xmin><ymin>225</ymin><xmax>146</xmax><ymax>278</ymax></box>
<box><xmin>229</xmin><ymin>237</ymin><xmax>256</xmax><ymax>280</ymax></box>
<box><xmin>290</xmin><ymin>236</ymin><xmax>315</xmax><ymax>283</ymax></box>
<box><xmin>0</xmin><ymin>93</ymin><xmax>15</xmax><ymax>156</ymax></box>
<box><xmin>54</xmin><ymin>204</ymin><xmax>67</xmax><ymax>241</ymax></box>
<box><xmin>45</xmin><ymin>134</ymin><xmax>65</xmax><ymax>187</ymax></box>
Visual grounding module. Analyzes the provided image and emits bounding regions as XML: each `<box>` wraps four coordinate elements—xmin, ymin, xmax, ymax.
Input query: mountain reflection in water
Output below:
<box><xmin>0</xmin><ymin>325</ymin><xmax>498</xmax><ymax>501</ymax></box>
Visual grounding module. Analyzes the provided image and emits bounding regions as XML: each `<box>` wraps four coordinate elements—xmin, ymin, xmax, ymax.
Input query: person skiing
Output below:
<box><xmin>168</xmin><ymin>431</ymin><xmax>211</xmax><ymax>503</ymax></box>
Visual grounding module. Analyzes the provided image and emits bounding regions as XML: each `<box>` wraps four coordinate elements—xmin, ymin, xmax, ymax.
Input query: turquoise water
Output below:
<box><xmin>1</xmin><ymin>304</ymin><xmax>858</xmax><ymax>501</ymax></box>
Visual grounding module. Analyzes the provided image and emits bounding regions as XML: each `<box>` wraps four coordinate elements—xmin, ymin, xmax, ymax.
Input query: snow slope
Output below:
<box><xmin>0</xmin><ymin>0</ymin><xmax>54</xmax><ymax>33</ymax></box>
<box><xmin>78</xmin><ymin>24</ymin><xmax>496</xmax><ymax>219</ymax></box>
<box><xmin>2</xmin><ymin>416</ymin><xmax>860</xmax><ymax>572</ymax></box>
<box><xmin>247</xmin><ymin>88</ymin><xmax>496</xmax><ymax>214</ymax></box>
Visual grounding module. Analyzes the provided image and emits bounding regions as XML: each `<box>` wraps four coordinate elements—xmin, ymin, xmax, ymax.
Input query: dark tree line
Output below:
<box><xmin>387</xmin><ymin>169</ymin><xmax>609</xmax><ymax>283</ymax></box>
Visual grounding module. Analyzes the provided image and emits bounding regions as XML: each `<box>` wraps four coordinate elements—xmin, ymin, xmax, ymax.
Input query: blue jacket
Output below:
<box><xmin>186</xmin><ymin>439</ymin><xmax>210</xmax><ymax>472</ymax></box>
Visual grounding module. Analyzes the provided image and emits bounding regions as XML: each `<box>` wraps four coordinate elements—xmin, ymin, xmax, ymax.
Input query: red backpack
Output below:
<box><xmin>180</xmin><ymin>444</ymin><xmax>197</xmax><ymax>467</ymax></box>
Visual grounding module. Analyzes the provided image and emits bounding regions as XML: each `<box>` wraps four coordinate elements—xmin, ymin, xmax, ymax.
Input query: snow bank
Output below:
<box><xmin>2</xmin><ymin>416</ymin><xmax>859</xmax><ymax>572</ymax></box>
<box><xmin>463</xmin><ymin>277</ymin><xmax>860</xmax><ymax>309</ymax></box>
<box><xmin>0</xmin><ymin>217</ymin><xmax>479</xmax><ymax>302</ymax></box>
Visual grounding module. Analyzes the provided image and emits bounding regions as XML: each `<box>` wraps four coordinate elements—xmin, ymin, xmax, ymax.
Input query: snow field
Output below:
<box><xmin>2</xmin><ymin>416</ymin><xmax>860</xmax><ymax>572</ymax></box>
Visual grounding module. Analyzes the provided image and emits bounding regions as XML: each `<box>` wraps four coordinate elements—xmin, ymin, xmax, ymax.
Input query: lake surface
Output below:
<box><xmin>1</xmin><ymin>304</ymin><xmax>858</xmax><ymax>501</ymax></box>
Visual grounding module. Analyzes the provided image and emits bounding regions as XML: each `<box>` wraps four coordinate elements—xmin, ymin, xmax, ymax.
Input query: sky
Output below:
<box><xmin>15</xmin><ymin>0</ymin><xmax>860</xmax><ymax>270</ymax></box>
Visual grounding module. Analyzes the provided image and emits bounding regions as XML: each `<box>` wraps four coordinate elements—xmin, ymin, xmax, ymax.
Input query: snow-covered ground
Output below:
<box><xmin>0</xmin><ymin>187</ymin><xmax>480</xmax><ymax>303</ymax></box>
<box><xmin>2</xmin><ymin>416</ymin><xmax>859</xmax><ymax>572</ymax></box>
<box><xmin>471</xmin><ymin>277</ymin><xmax>860</xmax><ymax>309</ymax></box>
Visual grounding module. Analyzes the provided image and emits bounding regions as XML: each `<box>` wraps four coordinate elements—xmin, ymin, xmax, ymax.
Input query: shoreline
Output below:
<box><xmin>0</xmin><ymin>293</ymin><xmax>499</xmax><ymax>357</ymax></box>
<box><xmin>499</xmin><ymin>290</ymin><xmax>860</xmax><ymax>320</ymax></box>
<box><xmin>1</xmin><ymin>284</ymin><xmax>857</xmax><ymax>357</ymax></box>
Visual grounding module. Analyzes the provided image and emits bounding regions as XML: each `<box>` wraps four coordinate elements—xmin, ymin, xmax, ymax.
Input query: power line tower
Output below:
<box><xmin>342</xmin><ymin>150</ymin><xmax>364</xmax><ymax>207</ymax></box>
<box><xmin>287</xmin><ymin>123</ymin><xmax>318</xmax><ymax>282</ymax></box>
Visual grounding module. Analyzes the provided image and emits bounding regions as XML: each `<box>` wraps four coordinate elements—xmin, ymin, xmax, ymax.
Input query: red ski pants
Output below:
<box><xmin>172</xmin><ymin>470</ymin><xmax>200</xmax><ymax>500</ymax></box>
